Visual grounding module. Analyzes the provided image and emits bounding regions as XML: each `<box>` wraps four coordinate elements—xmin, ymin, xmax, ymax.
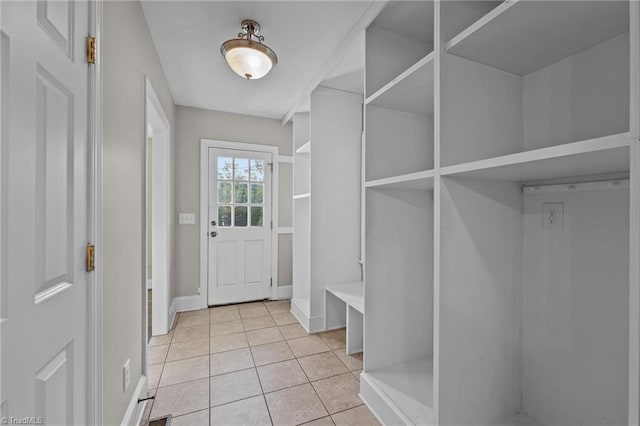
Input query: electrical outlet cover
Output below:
<box><xmin>542</xmin><ymin>202</ymin><xmax>564</xmax><ymax>230</ymax></box>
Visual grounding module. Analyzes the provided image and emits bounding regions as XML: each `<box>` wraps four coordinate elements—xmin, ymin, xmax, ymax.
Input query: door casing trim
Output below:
<box><xmin>199</xmin><ymin>139</ymin><xmax>280</xmax><ymax>307</ymax></box>
<box><xmin>89</xmin><ymin>1</ymin><xmax>103</xmax><ymax>424</ymax></box>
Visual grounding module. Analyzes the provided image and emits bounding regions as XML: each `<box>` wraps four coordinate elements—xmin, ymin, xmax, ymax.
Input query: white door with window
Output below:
<box><xmin>1</xmin><ymin>0</ymin><xmax>92</xmax><ymax>424</ymax></box>
<box><xmin>208</xmin><ymin>148</ymin><xmax>272</xmax><ymax>305</ymax></box>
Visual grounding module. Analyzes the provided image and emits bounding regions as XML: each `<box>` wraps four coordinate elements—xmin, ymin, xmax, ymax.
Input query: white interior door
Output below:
<box><xmin>208</xmin><ymin>147</ymin><xmax>272</xmax><ymax>305</ymax></box>
<box><xmin>1</xmin><ymin>1</ymin><xmax>91</xmax><ymax>424</ymax></box>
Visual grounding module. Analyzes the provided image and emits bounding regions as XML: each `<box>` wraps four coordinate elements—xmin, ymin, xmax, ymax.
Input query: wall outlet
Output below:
<box><xmin>123</xmin><ymin>359</ymin><xmax>130</xmax><ymax>392</ymax></box>
<box><xmin>178</xmin><ymin>213</ymin><xmax>196</xmax><ymax>225</ymax></box>
<box><xmin>542</xmin><ymin>202</ymin><xmax>564</xmax><ymax>230</ymax></box>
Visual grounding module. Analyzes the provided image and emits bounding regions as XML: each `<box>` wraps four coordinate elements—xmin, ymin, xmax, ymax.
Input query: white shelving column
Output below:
<box><xmin>292</xmin><ymin>113</ymin><xmax>311</xmax><ymax>324</ymax></box>
<box><xmin>359</xmin><ymin>2</ymin><xmax>437</xmax><ymax>425</ymax></box>
<box><xmin>436</xmin><ymin>1</ymin><xmax>636</xmax><ymax>426</ymax></box>
<box><xmin>291</xmin><ymin>88</ymin><xmax>362</xmax><ymax>333</ymax></box>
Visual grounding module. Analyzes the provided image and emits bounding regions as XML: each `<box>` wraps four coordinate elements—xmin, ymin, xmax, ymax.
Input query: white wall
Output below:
<box><xmin>522</xmin><ymin>188</ymin><xmax>629</xmax><ymax>425</ymax></box>
<box><xmin>103</xmin><ymin>2</ymin><xmax>176</xmax><ymax>424</ymax></box>
<box><xmin>174</xmin><ymin>106</ymin><xmax>293</xmax><ymax>298</ymax></box>
<box><xmin>523</xmin><ymin>33</ymin><xmax>629</xmax><ymax>150</ymax></box>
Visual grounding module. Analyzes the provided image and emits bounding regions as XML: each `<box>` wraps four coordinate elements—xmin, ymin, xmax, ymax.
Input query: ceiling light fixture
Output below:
<box><xmin>220</xmin><ymin>19</ymin><xmax>278</xmax><ymax>80</ymax></box>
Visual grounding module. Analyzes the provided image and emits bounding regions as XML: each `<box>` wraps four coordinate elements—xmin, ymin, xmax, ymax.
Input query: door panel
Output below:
<box><xmin>208</xmin><ymin>147</ymin><xmax>272</xmax><ymax>305</ymax></box>
<box><xmin>217</xmin><ymin>241</ymin><xmax>238</xmax><ymax>287</ymax></box>
<box><xmin>36</xmin><ymin>66</ymin><xmax>74</xmax><ymax>297</ymax></box>
<box><xmin>35</xmin><ymin>343</ymin><xmax>73</xmax><ymax>425</ymax></box>
<box><xmin>245</xmin><ymin>240</ymin><xmax>264</xmax><ymax>284</ymax></box>
<box><xmin>1</xmin><ymin>1</ymin><xmax>90</xmax><ymax>423</ymax></box>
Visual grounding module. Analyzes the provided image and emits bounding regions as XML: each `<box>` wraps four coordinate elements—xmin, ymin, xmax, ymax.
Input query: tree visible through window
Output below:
<box><xmin>217</xmin><ymin>156</ymin><xmax>265</xmax><ymax>227</ymax></box>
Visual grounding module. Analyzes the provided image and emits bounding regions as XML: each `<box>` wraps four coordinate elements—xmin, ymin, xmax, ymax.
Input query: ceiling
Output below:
<box><xmin>141</xmin><ymin>1</ymin><xmax>375</xmax><ymax>121</ymax></box>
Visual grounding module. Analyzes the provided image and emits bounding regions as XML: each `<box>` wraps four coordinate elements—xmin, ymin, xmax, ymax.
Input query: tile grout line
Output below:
<box><xmin>280</xmin><ymin>331</ymin><xmax>333</xmax><ymax>423</ymax></box>
<box><xmin>246</xmin><ymin>328</ymin><xmax>275</xmax><ymax>426</ymax></box>
<box><xmin>208</xmin><ymin>308</ymin><xmax>212</xmax><ymax>426</ymax></box>
<box><xmin>145</xmin><ymin>312</ymin><xmax>178</xmax><ymax>423</ymax></box>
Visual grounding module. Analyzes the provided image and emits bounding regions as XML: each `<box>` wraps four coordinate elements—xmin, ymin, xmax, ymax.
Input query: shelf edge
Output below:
<box><xmin>365</xmin><ymin>52</ymin><xmax>435</xmax><ymax>106</ymax></box>
<box><xmin>295</xmin><ymin>141</ymin><xmax>311</xmax><ymax>154</ymax></box>
<box><xmin>444</xmin><ymin>0</ymin><xmax>519</xmax><ymax>52</ymax></box>
<box><xmin>440</xmin><ymin>133</ymin><xmax>631</xmax><ymax>177</ymax></box>
<box><xmin>365</xmin><ymin>170</ymin><xmax>435</xmax><ymax>189</ymax></box>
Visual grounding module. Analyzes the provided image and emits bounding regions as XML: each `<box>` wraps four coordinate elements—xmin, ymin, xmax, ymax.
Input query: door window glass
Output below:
<box><xmin>216</xmin><ymin>156</ymin><xmax>267</xmax><ymax>227</ymax></box>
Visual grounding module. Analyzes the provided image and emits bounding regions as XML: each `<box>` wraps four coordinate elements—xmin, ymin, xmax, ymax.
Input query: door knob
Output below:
<box><xmin>210</xmin><ymin>231</ymin><xmax>217</xmax><ymax>238</ymax></box>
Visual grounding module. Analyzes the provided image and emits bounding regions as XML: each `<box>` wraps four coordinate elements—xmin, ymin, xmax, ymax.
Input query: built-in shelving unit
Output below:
<box><xmin>292</xmin><ymin>113</ymin><xmax>311</xmax><ymax>324</ymax></box>
<box><xmin>360</xmin><ymin>1</ymin><xmax>640</xmax><ymax>425</ymax></box>
<box><xmin>291</xmin><ymin>87</ymin><xmax>363</xmax><ymax>332</ymax></box>
<box><xmin>361</xmin><ymin>2</ymin><xmax>436</xmax><ymax>424</ymax></box>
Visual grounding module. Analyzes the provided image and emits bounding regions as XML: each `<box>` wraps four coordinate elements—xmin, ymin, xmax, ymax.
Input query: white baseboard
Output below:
<box><xmin>173</xmin><ymin>295</ymin><xmax>207</xmax><ymax>313</ymax></box>
<box><xmin>120</xmin><ymin>376</ymin><xmax>147</xmax><ymax>426</ymax></box>
<box><xmin>290</xmin><ymin>298</ymin><xmax>325</xmax><ymax>333</ymax></box>
<box><xmin>308</xmin><ymin>315</ymin><xmax>325</xmax><ymax>333</ymax></box>
<box><xmin>272</xmin><ymin>285</ymin><xmax>292</xmax><ymax>300</ymax></box>
<box><xmin>168</xmin><ymin>298</ymin><xmax>177</xmax><ymax>330</ymax></box>
<box><xmin>290</xmin><ymin>298</ymin><xmax>310</xmax><ymax>331</ymax></box>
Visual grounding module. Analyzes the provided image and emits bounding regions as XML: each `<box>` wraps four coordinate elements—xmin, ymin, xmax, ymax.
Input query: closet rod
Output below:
<box><xmin>523</xmin><ymin>179</ymin><xmax>629</xmax><ymax>194</ymax></box>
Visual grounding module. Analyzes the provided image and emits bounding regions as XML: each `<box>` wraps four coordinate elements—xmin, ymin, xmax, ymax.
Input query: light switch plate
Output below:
<box><xmin>179</xmin><ymin>213</ymin><xmax>196</xmax><ymax>225</ymax></box>
<box><xmin>542</xmin><ymin>202</ymin><xmax>564</xmax><ymax>230</ymax></box>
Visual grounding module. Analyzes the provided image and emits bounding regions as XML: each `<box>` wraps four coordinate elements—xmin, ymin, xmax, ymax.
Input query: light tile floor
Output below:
<box><xmin>142</xmin><ymin>299</ymin><xmax>380</xmax><ymax>426</ymax></box>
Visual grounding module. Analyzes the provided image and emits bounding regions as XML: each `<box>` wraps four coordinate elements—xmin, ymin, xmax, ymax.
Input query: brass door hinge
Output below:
<box><xmin>87</xmin><ymin>36</ymin><xmax>96</xmax><ymax>64</ymax></box>
<box><xmin>86</xmin><ymin>244</ymin><xmax>95</xmax><ymax>272</ymax></box>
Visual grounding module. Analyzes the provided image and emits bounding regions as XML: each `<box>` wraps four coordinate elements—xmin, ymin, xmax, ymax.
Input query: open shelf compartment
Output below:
<box><xmin>441</xmin><ymin>2</ymin><xmax>630</xmax><ymax>167</ymax></box>
<box><xmin>366</xmin><ymin>1</ymin><xmax>434</xmax><ymax>97</ymax></box>
<box><xmin>438</xmin><ymin>169</ymin><xmax>631</xmax><ymax>425</ymax></box>
<box><xmin>364</xmin><ymin>185</ymin><xmax>434</xmax><ymax>425</ymax></box>
<box><xmin>446</xmin><ymin>0</ymin><xmax>629</xmax><ymax>76</ymax></box>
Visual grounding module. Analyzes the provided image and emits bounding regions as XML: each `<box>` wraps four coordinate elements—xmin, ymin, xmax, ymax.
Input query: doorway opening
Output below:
<box><xmin>145</xmin><ymin>77</ymin><xmax>171</xmax><ymax>342</ymax></box>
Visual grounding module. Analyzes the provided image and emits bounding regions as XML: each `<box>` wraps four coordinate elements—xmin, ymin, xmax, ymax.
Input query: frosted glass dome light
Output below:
<box><xmin>221</xmin><ymin>20</ymin><xmax>278</xmax><ymax>80</ymax></box>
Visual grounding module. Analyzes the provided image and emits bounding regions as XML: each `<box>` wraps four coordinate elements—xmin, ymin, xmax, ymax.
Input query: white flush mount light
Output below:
<box><xmin>221</xmin><ymin>19</ymin><xmax>278</xmax><ymax>80</ymax></box>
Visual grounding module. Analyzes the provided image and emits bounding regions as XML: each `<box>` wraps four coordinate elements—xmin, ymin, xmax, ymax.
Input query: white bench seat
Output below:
<box><xmin>324</xmin><ymin>281</ymin><xmax>364</xmax><ymax>354</ymax></box>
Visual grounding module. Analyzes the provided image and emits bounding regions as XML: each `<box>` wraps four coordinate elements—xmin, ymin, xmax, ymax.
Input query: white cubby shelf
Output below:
<box><xmin>360</xmin><ymin>1</ymin><xmax>640</xmax><ymax>425</ymax></box>
<box><xmin>445</xmin><ymin>0</ymin><xmax>629</xmax><ymax>76</ymax></box>
<box><xmin>365</xmin><ymin>169</ymin><xmax>434</xmax><ymax>191</ymax></box>
<box><xmin>441</xmin><ymin>133</ymin><xmax>631</xmax><ymax>182</ymax></box>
